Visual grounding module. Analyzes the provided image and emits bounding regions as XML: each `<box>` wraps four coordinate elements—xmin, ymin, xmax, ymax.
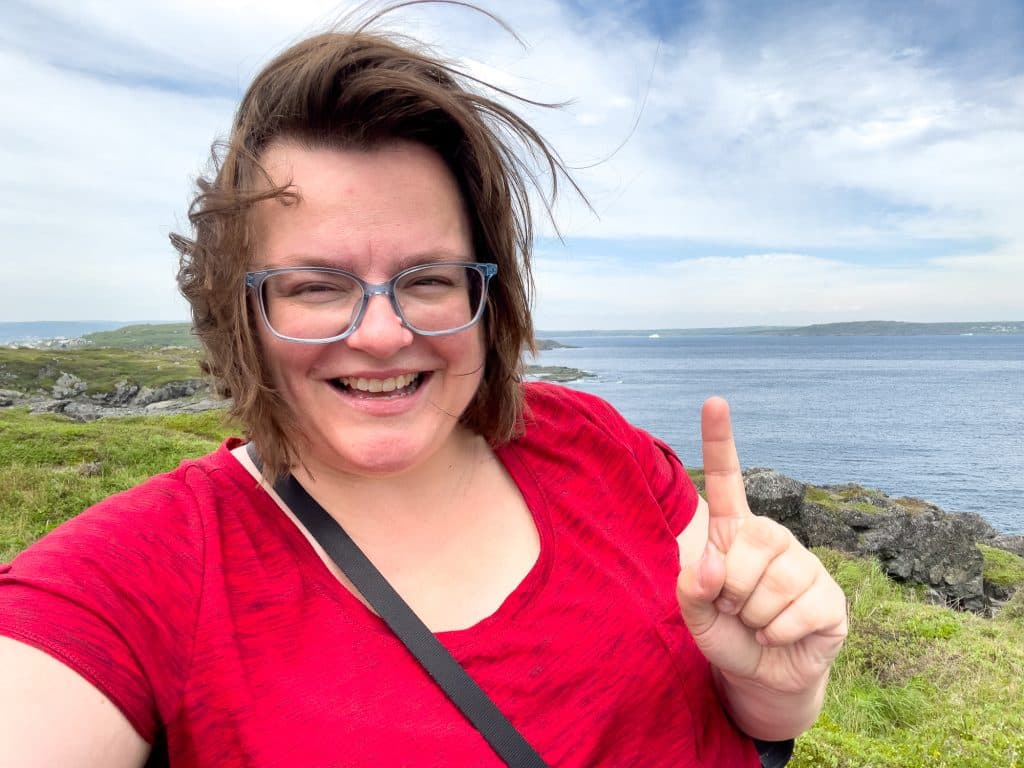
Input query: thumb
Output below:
<box><xmin>677</xmin><ymin>539</ymin><xmax>726</xmax><ymax>637</ymax></box>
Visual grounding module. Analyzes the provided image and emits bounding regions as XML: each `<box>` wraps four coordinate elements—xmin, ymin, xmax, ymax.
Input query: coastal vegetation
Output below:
<box><xmin>0</xmin><ymin>346</ymin><xmax>201</xmax><ymax>395</ymax></box>
<box><xmin>1</xmin><ymin>324</ymin><xmax>1023</xmax><ymax>765</ymax></box>
<box><xmin>0</xmin><ymin>408</ymin><xmax>236</xmax><ymax>561</ymax></box>
<box><xmin>82</xmin><ymin>322</ymin><xmax>200</xmax><ymax>349</ymax></box>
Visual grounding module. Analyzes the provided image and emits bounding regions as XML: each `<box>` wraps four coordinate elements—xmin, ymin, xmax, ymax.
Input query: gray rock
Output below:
<box><xmin>988</xmin><ymin>534</ymin><xmax>1024</xmax><ymax>558</ymax></box>
<box><xmin>742</xmin><ymin>468</ymin><xmax>998</xmax><ymax>614</ymax></box>
<box><xmin>144</xmin><ymin>396</ymin><xmax>224</xmax><ymax>414</ymax></box>
<box><xmin>850</xmin><ymin>509</ymin><xmax>987</xmax><ymax>613</ymax></box>
<box><xmin>63</xmin><ymin>401</ymin><xmax>103</xmax><ymax>422</ymax></box>
<box><xmin>953</xmin><ymin>511</ymin><xmax>1001</xmax><ymax>542</ymax></box>
<box><xmin>132</xmin><ymin>380</ymin><xmax>206</xmax><ymax>406</ymax></box>
<box><xmin>744</xmin><ymin>468</ymin><xmax>805</xmax><ymax>524</ymax></box>
<box><xmin>52</xmin><ymin>372</ymin><xmax>87</xmax><ymax>399</ymax></box>
<box><xmin>743</xmin><ymin>468</ymin><xmax>859</xmax><ymax>551</ymax></box>
<box><xmin>78</xmin><ymin>461</ymin><xmax>103</xmax><ymax>477</ymax></box>
<box><xmin>30</xmin><ymin>400</ymin><xmax>67</xmax><ymax>414</ymax></box>
<box><xmin>801</xmin><ymin>503</ymin><xmax>861</xmax><ymax>551</ymax></box>
<box><xmin>106</xmin><ymin>380</ymin><xmax>140</xmax><ymax>406</ymax></box>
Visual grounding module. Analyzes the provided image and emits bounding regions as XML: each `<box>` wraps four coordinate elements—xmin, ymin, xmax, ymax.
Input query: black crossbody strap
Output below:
<box><xmin>248</xmin><ymin>444</ymin><xmax>548</xmax><ymax>768</ymax></box>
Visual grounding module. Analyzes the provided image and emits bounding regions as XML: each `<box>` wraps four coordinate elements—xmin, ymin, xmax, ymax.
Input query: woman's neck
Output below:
<box><xmin>287</xmin><ymin>426</ymin><xmax>489</xmax><ymax>537</ymax></box>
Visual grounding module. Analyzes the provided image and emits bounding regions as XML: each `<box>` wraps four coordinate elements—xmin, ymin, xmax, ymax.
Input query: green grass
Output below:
<box><xmin>791</xmin><ymin>550</ymin><xmax>1024</xmax><ymax>767</ymax></box>
<box><xmin>2</xmin><ymin>411</ymin><xmax>1023</xmax><ymax>766</ymax></box>
<box><xmin>686</xmin><ymin>467</ymin><xmax>705</xmax><ymax>494</ymax></box>
<box><xmin>0</xmin><ymin>347</ymin><xmax>202</xmax><ymax>395</ymax></box>
<box><xmin>804</xmin><ymin>485</ymin><xmax>889</xmax><ymax>515</ymax></box>
<box><xmin>0</xmin><ymin>408</ymin><xmax>237</xmax><ymax>561</ymax></box>
<box><xmin>978</xmin><ymin>543</ymin><xmax>1024</xmax><ymax>588</ymax></box>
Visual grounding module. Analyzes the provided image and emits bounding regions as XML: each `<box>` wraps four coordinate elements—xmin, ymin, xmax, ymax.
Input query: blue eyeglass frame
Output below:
<box><xmin>245</xmin><ymin>261</ymin><xmax>498</xmax><ymax>344</ymax></box>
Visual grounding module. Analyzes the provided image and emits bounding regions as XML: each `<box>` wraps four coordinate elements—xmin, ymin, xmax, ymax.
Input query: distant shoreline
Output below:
<box><xmin>3</xmin><ymin>319</ymin><xmax>1023</xmax><ymax>348</ymax></box>
<box><xmin>539</xmin><ymin>320</ymin><xmax>1024</xmax><ymax>337</ymax></box>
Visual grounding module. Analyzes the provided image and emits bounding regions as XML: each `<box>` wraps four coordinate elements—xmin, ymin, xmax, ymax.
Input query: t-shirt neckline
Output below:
<box><xmin>216</xmin><ymin>438</ymin><xmax>553</xmax><ymax>649</ymax></box>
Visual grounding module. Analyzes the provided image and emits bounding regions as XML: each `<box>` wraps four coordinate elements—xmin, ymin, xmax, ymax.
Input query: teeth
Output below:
<box><xmin>338</xmin><ymin>373</ymin><xmax>420</xmax><ymax>392</ymax></box>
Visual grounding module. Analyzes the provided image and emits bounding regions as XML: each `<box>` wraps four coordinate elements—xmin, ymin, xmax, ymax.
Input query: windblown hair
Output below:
<box><xmin>171</xmin><ymin>4</ymin><xmax>578</xmax><ymax>479</ymax></box>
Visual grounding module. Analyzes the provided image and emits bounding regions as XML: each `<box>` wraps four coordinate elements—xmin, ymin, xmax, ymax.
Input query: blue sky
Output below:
<box><xmin>1</xmin><ymin>0</ymin><xmax>1021</xmax><ymax>329</ymax></box>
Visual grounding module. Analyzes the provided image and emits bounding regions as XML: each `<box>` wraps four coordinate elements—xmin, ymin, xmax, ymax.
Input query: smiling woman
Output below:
<box><xmin>0</xmin><ymin>4</ymin><xmax>845</xmax><ymax>767</ymax></box>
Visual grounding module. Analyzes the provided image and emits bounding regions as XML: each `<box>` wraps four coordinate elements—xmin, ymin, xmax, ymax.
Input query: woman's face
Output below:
<box><xmin>252</xmin><ymin>140</ymin><xmax>486</xmax><ymax>478</ymax></box>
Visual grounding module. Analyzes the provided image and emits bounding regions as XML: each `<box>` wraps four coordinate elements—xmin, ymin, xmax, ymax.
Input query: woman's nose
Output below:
<box><xmin>344</xmin><ymin>293</ymin><xmax>415</xmax><ymax>357</ymax></box>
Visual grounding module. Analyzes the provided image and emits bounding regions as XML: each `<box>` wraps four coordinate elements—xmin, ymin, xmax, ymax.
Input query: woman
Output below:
<box><xmin>0</xmin><ymin>11</ymin><xmax>847</xmax><ymax>767</ymax></box>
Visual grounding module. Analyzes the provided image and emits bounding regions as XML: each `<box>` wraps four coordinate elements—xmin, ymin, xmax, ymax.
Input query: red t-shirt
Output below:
<box><xmin>0</xmin><ymin>382</ymin><xmax>758</xmax><ymax>766</ymax></box>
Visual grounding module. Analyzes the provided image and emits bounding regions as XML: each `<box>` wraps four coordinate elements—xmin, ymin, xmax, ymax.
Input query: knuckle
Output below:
<box><xmin>762</xmin><ymin>554</ymin><xmax>812</xmax><ymax>597</ymax></box>
<box><xmin>740</xmin><ymin>516</ymin><xmax>792</xmax><ymax>552</ymax></box>
<box><xmin>738</xmin><ymin>593</ymin><xmax>783</xmax><ymax>628</ymax></box>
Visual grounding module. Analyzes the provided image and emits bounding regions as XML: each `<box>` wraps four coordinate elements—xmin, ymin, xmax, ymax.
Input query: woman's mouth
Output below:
<box><xmin>331</xmin><ymin>372</ymin><xmax>424</xmax><ymax>399</ymax></box>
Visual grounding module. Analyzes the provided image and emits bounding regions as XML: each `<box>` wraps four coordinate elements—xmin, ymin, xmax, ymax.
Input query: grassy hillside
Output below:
<box><xmin>81</xmin><ymin>322</ymin><xmax>200</xmax><ymax>348</ymax></box>
<box><xmin>0</xmin><ymin>347</ymin><xmax>202</xmax><ymax>394</ymax></box>
<box><xmin>0</xmin><ymin>408</ymin><xmax>237</xmax><ymax>559</ymax></box>
<box><xmin>794</xmin><ymin>549</ymin><xmax>1023</xmax><ymax>767</ymax></box>
<box><xmin>0</xmin><ymin>414</ymin><xmax>1021</xmax><ymax>765</ymax></box>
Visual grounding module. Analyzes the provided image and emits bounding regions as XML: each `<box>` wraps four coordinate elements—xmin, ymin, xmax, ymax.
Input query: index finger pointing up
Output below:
<box><xmin>701</xmin><ymin>396</ymin><xmax>752</xmax><ymax>525</ymax></box>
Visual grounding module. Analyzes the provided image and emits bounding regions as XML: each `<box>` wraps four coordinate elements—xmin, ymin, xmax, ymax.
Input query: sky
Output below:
<box><xmin>1</xmin><ymin>0</ymin><xmax>1022</xmax><ymax>330</ymax></box>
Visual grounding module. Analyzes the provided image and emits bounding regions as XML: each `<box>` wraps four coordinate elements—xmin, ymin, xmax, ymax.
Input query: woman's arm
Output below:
<box><xmin>0</xmin><ymin>636</ymin><xmax>151</xmax><ymax>768</ymax></box>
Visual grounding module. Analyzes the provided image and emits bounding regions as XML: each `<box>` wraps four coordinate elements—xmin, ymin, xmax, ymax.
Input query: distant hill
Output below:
<box><xmin>540</xmin><ymin>321</ymin><xmax>1023</xmax><ymax>337</ymax></box>
<box><xmin>765</xmin><ymin>321</ymin><xmax>1024</xmax><ymax>336</ymax></box>
<box><xmin>538</xmin><ymin>326</ymin><xmax>794</xmax><ymax>337</ymax></box>
<box><xmin>83</xmin><ymin>323</ymin><xmax>199</xmax><ymax>349</ymax></box>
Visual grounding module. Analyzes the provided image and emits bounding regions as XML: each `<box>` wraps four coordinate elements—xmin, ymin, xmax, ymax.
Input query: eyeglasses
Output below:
<box><xmin>245</xmin><ymin>261</ymin><xmax>498</xmax><ymax>343</ymax></box>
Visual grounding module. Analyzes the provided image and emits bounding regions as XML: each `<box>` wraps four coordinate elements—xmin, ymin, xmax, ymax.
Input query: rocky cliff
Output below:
<box><xmin>742</xmin><ymin>467</ymin><xmax>1023</xmax><ymax>615</ymax></box>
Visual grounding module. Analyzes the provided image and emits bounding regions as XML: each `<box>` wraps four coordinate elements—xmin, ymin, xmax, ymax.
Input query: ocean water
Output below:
<box><xmin>0</xmin><ymin>321</ymin><xmax>128</xmax><ymax>345</ymax></box>
<box><xmin>538</xmin><ymin>334</ymin><xmax>1024</xmax><ymax>534</ymax></box>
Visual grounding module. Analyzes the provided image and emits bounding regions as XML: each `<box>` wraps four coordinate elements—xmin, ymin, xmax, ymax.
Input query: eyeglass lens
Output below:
<box><xmin>261</xmin><ymin>264</ymin><xmax>485</xmax><ymax>340</ymax></box>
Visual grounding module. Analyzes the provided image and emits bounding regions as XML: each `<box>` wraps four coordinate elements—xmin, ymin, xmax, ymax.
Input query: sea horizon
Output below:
<box><xmin>2</xmin><ymin>318</ymin><xmax>1023</xmax><ymax>346</ymax></box>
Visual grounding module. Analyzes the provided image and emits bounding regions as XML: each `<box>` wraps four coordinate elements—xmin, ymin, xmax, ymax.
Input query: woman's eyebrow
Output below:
<box><xmin>392</xmin><ymin>251</ymin><xmax>472</xmax><ymax>271</ymax></box>
<box><xmin>261</xmin><ymin>250</ymin><xmax>472</xmax><ymax>272</ymax></box>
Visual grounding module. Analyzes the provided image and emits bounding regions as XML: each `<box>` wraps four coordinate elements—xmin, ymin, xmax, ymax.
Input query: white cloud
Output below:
<box><xmin>1</xmin><ymin>0</ymin><xmax>1021</xmax><ymax>326</ymax></box>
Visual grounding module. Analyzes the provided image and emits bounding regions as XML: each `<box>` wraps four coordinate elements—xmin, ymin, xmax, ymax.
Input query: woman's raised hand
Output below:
<box><xmin>676</xmin><ymin>397</ymin><xmax>848</xmax><ymax>735</ymax></box>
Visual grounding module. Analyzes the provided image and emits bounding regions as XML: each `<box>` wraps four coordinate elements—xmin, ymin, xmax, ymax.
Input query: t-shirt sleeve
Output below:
<box><xmin>641</xmin><ymin>433</ymin><xmax>700</xmax><ymax>536</ymax></box>
<box><xmin>526</xmin><ymin>382</ymin><xmax>700</xmax><ymax>536</ymax></box>
<box><xmin>0</xmin><ymin>474</ymin><xmax>205</xmax><ymax>742</ymax></box>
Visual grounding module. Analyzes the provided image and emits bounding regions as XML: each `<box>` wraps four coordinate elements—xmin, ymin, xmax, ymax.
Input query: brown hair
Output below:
<box><xmin>171</xmin><ymin>4</ymin><xmax>579</xmax><ymax>479</ymax></box>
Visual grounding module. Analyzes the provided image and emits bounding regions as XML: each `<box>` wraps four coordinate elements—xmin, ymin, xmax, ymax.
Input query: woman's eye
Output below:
<box><xmin>275</xmin><ymin>280</ymin><xmax>354</xmax><ymax>301</ymax></box>
<box><xmin>297</xmin><ymin>283</ymin><xmax>340</xmax><ymax>294</ymax></box>
<box><xmin>411</xmin><ymin>276</ymin><xmax>453</xmax><ymax>287</ymax></box>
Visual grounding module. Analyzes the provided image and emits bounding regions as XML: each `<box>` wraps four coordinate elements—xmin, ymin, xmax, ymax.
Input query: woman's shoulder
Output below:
<box><xmin>521</xmin><ymin>381</ymin><xmax>639</xmax><ymax>440</ymax></box>
<box><xmin>522</xmin><ymin>379</ymin><xmax>623</xmax><ymax>418</ymax></box>
<box><xmin>516</xmin><ymin>382</ymin><xmax>697</xmax><ymax>526</ymax></box>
